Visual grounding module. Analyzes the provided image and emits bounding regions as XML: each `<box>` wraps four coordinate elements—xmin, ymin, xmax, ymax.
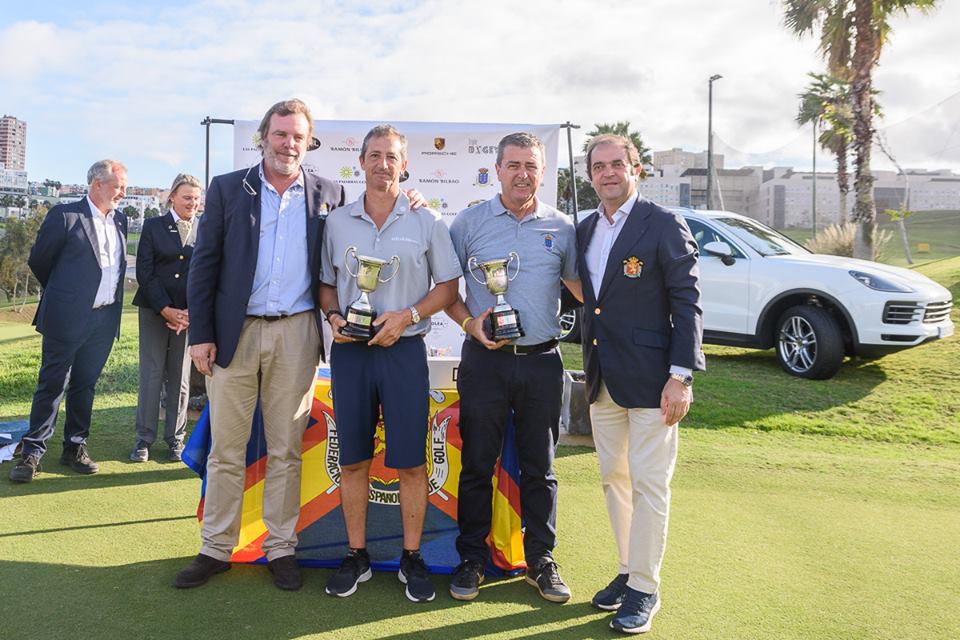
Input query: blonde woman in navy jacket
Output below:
<box><xmin>130</xmin><ymin>173</ymin><xmax>202</xmax><ymax>462</ymax></box>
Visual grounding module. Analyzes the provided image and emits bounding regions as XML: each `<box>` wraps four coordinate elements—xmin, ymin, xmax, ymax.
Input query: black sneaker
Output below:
<box><xmin>592</xmin><ymin>573</ymin><xmax>629</xmax><ymax>610</ymax></box>
<box><xmin>398</xmin><ymin>551</ymin><xmax>435</xmax><ymax>603</ymax></box>
<box><xmin>449</xmin><ymin>559</ymin><xmax>484</xmax><ymax>601</ymax></box>
<box><xmin>9</xmin><ymin>453</ymin><xmax>41</xmax><ymax>483</ymax></box>
<box><xmin>325</xmin><ymin>549</ymin><xmax>372</xmax><ymax>597</ymax></box>
<box><xmin>129</xmin><ymin>443</ymin><xmax>149</xmax><ymax>463</ymax></box>
<box><xmin>610</xmin><ymin>588</ymin><xmax>660</xmax><ymax>634</ymax></box>
<box><xmin>525</xmin><ymin>558</ymin><xmax>571</xmax><ymax>603</ymax></box>
<box><xmin>168</xmin><ymin>443</ymin><xmax>184</xmax><ymax>463</ymax></box>
<box><xmin>60</xmin><ymin>444</ymin><xmax>99</xmax><ymax>474</ymax></box>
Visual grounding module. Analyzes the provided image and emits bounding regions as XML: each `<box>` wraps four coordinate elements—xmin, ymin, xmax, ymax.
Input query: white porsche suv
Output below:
<box><xmin>561</xmin><ymin>208</ymin><xmax>954</xmax><ymax>379</ymax></box>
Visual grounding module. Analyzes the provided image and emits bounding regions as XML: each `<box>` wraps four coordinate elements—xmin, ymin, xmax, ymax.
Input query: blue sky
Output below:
<box><xmin>2</xmin><ymin>0</ymin><xmax>958</xmax><ymax>187</ymax></box>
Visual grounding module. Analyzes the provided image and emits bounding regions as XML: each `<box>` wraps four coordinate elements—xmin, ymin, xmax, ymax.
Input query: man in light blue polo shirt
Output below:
<box><xmin>319</xmin><ymin>124</ymin><xmax>461</xmax><ymax>603</ymax></box>
<box><xmin>444</xmin><ymin>132</ymin><xmax>582</xmax><ymax>603</ymax></box>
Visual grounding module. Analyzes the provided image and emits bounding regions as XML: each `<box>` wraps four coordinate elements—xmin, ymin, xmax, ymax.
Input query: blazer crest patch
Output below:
<box><xmin>623</xmin><ymin>256</ymin><xmax>643</xmax><ymax>278</ymax></box>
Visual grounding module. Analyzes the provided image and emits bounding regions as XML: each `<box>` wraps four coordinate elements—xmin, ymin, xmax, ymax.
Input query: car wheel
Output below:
<box><xmin>775</xmin><ymin>305</ymin><xmax>844</xmax><ymax>379</ymax></box>
<box><xmin>559</xmin><ymin>309</ymin><xmax>581</xmax><ymax>343</ymax></box>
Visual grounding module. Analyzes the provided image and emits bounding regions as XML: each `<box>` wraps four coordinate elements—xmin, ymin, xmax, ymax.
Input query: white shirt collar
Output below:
<box><xmin>597</xmin><ymin>191</ymin><xmax>639</xmax><ymax>224</ymax></box>
<box><xmin>86</xmin><ymin>195</ymin><xmax>114</xmax><ymax>217</ymax></box>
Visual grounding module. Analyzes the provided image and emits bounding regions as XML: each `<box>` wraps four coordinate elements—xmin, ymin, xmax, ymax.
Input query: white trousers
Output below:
<box><xmin>590</xmin><ymin>381</ymin><xmax>678</xmax><ymax>594</ymax></box>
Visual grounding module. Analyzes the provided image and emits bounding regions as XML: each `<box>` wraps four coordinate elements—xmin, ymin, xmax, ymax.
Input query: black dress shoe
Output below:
<box><xmin>174</xmin><ymin>553</ymin><xmax>231</xmax><ymax>588</ymax></box>
<box><xmin>60</xmin><ymin>444</ymin><xmax>99</xmax><ymax>474</ymax></box>
<box><xmin>268</xmin><ymin>555</ymin><xmax>303</xmax><ymax>591</ymax></box>
<box><xmin>9</xmin><ymin>454</ymin><xmax>41</xmax><ymax>483</ymax></box>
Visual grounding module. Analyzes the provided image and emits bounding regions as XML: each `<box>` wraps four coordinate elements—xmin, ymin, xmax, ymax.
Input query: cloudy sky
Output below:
<box><xmin>2</xmin><ymin>0</ymin><xmax>958</xmax><ymax>187</ymax></box>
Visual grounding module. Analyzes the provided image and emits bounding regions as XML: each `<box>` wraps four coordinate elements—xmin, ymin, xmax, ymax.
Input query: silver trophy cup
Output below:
<box><xmin>341</xmin><ymin>246</ymin><xmax>399</xmax><ymax>340</ymax></box>
<box><xmin>467</xmin><ymin>251</ymin><xmax>524</xmax><ymax>341</ymax></box>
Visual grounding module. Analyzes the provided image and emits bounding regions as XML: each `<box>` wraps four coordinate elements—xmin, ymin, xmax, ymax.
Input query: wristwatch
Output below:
<box><xmin>408</xmin><ymin>305</ymin><xmax>421</xmax><ymax>324</ymax></box>
<box><xmin>669</xmin><ymin>372</ymin><xmax>694</xmax><ymax>387</ymax></box>
<box><xmin>324</xmin><ymin>308</ymin><xmax>343</xmax><ymax>323</ymax></box>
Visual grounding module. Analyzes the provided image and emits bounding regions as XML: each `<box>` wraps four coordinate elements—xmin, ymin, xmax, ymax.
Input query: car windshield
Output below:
<box><xmin>715</xmin><ymin>217</ymin><xmax>811</xmax><ymax>257</ymax></box>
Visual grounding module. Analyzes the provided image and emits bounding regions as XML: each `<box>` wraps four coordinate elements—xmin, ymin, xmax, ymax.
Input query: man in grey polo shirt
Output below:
<box><xmin>319</xmin><ymin>124</ymin><xmax>461</xmax><ymax>603</ymax></box>
<box><xmin>444</xmin><ymin>132</ymin><xmax>582</xmax><ymax>603</ymax></box>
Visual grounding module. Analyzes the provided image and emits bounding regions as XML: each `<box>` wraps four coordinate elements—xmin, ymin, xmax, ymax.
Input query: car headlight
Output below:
<box><xmin>848</xmin><ymin>270</ymin><xmax>914</xmax><ymax>293</ymax></box>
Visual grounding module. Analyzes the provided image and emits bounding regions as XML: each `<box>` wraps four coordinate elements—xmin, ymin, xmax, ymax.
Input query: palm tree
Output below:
<box><xmin>796</xmin><ymin>72</ymin><xmax>880</xmax><ymax>226</ymax></box>
<box><xmin>784</xmin><ymin>0</ymin><xmax>938</xmax><ymax>259</ymax></box>
<box><xmin>583</xmin><ymin>121</ymin><xmax>652</xmax><ymax>177</ymax></box>
<box><xmin>797</xmin><ymin>72</ymin><xmax>852</xmax><ymax>224</ymax></box>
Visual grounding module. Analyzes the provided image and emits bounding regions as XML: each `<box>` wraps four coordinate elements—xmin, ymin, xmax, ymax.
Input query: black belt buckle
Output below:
<box><xmin>503</xmin><ymin>339</ymin><xmax>558</xmax><ymax>355</ymax></box>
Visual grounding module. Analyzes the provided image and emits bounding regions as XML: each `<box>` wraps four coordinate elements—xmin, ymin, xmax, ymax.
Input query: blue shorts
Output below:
<box><xmin>329</xmin><ymin>336</ymin><xmax>429</xmax><ymax>469</ymax></box>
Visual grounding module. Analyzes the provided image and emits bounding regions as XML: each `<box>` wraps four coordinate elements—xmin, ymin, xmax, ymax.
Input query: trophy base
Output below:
<box><xmin>489</xmin><ymin>308</ymin><xmax>525</xmax><ymax>341</ymax></box>
<box><xmin>342</xmin><ymin>308</ymin><xmax>377</xmax><ymax>341</ymax></box>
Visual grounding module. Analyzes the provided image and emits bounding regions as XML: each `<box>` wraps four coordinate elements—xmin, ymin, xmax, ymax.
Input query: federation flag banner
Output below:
<box><xmin>183</xmin><ymin>368</ymin><xmax>526</xmax><ymax>575</ymax></box>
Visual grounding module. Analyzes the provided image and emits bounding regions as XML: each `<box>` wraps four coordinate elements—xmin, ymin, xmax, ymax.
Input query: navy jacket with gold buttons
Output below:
<box><xmin>577</xmin><ymin>198</ymin><xmax>705</xmax><ymax>409</ymax></box>
<box><xmin>133</xmin><ymin>212</ymin><xmax>193</xmax><ymax>313</ymax></box>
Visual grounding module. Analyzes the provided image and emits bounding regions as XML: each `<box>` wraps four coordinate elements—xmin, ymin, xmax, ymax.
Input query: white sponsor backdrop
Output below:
<box><xmin>233</xmin><ymin>120</ymin><xmax>560</xmax><ymax>357</ymax></box>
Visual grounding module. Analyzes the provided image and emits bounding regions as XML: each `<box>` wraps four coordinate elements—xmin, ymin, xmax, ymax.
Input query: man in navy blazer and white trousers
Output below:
<box><xmin>175</xmin><ymin>99</ymin><xmax>345</xmax><ymax>591</ymax></box>
<box><xmin>577</xmin><ymin>135</ymin><xmax>704</xmax><ymax>634</ymax></box>
<box><xmin>9</xmin><ymin>160</ymin><xmax>129</xmax><ymax>483</ymax></box>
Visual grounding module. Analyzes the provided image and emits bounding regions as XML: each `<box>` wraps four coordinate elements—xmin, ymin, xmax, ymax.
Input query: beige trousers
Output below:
<box><xmin>200</xmin><ymin>312</ymin><xmax>320</xmax><ymax>562</ymax></box>
<box><xmin>590</xmin><ymin>381</ymin><xmax>678</xmax><ymax>594</ymax></box>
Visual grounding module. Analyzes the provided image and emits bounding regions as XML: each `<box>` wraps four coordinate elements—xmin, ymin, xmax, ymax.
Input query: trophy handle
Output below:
<box><xmin>344</xmin><ymin>246</ymin><xmax>360</xmax><ymax>279</ymax></box>
<box><xmin>379</xmin><ymin>255</ymin><xmax>400</xmax><ymax>283</ymax></box>
<box><xmin>507</xmin><ymin>251</ymin><xmax>521</xmax><ymax>282</ymax></box>
<box><xmin>466</xmin><ymin>256</ymin><xmax>487</xmax><ymax>286</ymax></box>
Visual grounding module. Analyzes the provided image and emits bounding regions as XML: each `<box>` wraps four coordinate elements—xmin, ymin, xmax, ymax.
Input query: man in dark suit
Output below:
<box><xmin>577</xmin><ymin>135</ymin><xmax>704</xmax><ymax>634</ymax></box>
<box><xmin>9</xmin><ymin>160</ymin><xmax>129</xmax><ymax>483</ymax></box>
<box><xmin>130</xmin><ymin>173</ymin><xmax>203</xmax><ymax>463</ymax></box>
<box><xmin>174</xmin><ymin>99</ymin><xmax>344</xmax><ymax>592</ymax></box>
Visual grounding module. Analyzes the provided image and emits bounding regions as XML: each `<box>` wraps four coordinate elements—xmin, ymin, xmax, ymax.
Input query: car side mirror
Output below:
<box><xmin>703</xmin><ymin>241</ymin><xmax>736</xmax><ymax>266</ymax></box>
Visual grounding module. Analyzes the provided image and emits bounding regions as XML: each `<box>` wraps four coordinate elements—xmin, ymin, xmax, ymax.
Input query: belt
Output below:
<box><xmin>247</xmin><ymin>311</ymin><xmax>308</xmax><ymax>322</ymax></box>
<box><xmin>496</xmin><ymin>339</ymin><xmax>558</xmax><ymax>356</ymax></box>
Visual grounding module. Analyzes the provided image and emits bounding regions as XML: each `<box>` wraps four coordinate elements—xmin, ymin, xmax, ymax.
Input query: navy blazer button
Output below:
<box><xmin>592</xmin><ymin>338</ymin><xmax>598</xmax><ymax>346</ymax></box>
<box><xmin>594</xmin><ymin>307</ymin><xmax>601</xmax><ymax>315</ymax></box>
<box><xmin>174</xmin><ymin>274</ymin><xmax>180</xmax><ymax>279</ymax></box>
<box><xmin>179</xmin><ymin>255</ymin><xmax>184</xmax><ymax>260</ymax></box>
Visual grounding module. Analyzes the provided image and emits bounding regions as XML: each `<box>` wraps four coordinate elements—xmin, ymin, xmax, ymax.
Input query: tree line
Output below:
<box><xmin>0</xmin><ymin>203</ymin><xmax>45</xmax><ymax>309</ymax></box>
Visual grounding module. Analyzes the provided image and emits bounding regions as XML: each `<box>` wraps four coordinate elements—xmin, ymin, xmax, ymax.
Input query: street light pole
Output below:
<box><xmin>200</xmin><ymin>117</ymin><xmax>236</xmax><ymax>189</ymax></box>
<box><xmin>560</xmin><ymin>121</ymin><xmax>581</xmax><ymax>224</ymax></box>
<box><xmin>706</xmin><ymin>74</ymin><xmax>722</xmax><ymax>210</ymax></box>
<box><xmin>812</xmin><ymin>118</ymin><xmax>818</xmax><ymax>234</ymax></box>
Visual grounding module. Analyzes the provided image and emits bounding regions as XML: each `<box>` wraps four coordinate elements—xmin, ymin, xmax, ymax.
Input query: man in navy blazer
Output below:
<box><xmin>577</xmin><ymin>135</ymin><xmax>704</xmax><ymax>634</ymax></box>
<box><xmin>176</xmin><ymin>99</ymin><xmax>344</xmax><ymax>592</ymax></box>
<box><xmin>9</xmin><ymin>160</ymin><xmax>129</xmax><ymax>483</ymax></box>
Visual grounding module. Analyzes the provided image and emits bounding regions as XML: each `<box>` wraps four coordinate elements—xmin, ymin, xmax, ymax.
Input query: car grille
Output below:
<box><xmin>923</xmin><ymin>300</ymin><xmax>953</xmax><ymax>324</ymax></box>
<box><xmin>883</xmin><ymin>302</ymin><xmax>922</xmax><ymax>325</ymax></box>
<box><xmin>883</xmin><ymin>300</ymin><xmax>953</xmax><ymax>325</ymax></box>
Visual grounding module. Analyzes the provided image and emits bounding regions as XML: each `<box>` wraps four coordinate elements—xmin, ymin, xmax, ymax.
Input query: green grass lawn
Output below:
<box><xmin>779</xmin><ymin>209</ymin><xmax>960</xmax><ymax>268</ymax></box>
<box><xmin>1</xmin><ymin>261</ymin><xmax>959</xmax><ymax>639</ymax></box>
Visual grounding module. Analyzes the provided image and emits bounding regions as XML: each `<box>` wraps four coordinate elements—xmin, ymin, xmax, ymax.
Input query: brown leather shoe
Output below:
<box><xmin>174</xmin><ymin>553</ymin><xmax>230</xmax><ymax>588</ymax></box>
<box><xmin>60</xmin><ymin>444</ymin><xmax>99</xmax><ymax>474</ymax></box>
<box><xmin>268</xmin><ymin>555</ymin><xmax>303</xmax><ymax>591</ymax></box>
<box><xmin>9</xmin><ymin>454</ymin><xmax>41</xmax><ymax>483</ymax></box>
